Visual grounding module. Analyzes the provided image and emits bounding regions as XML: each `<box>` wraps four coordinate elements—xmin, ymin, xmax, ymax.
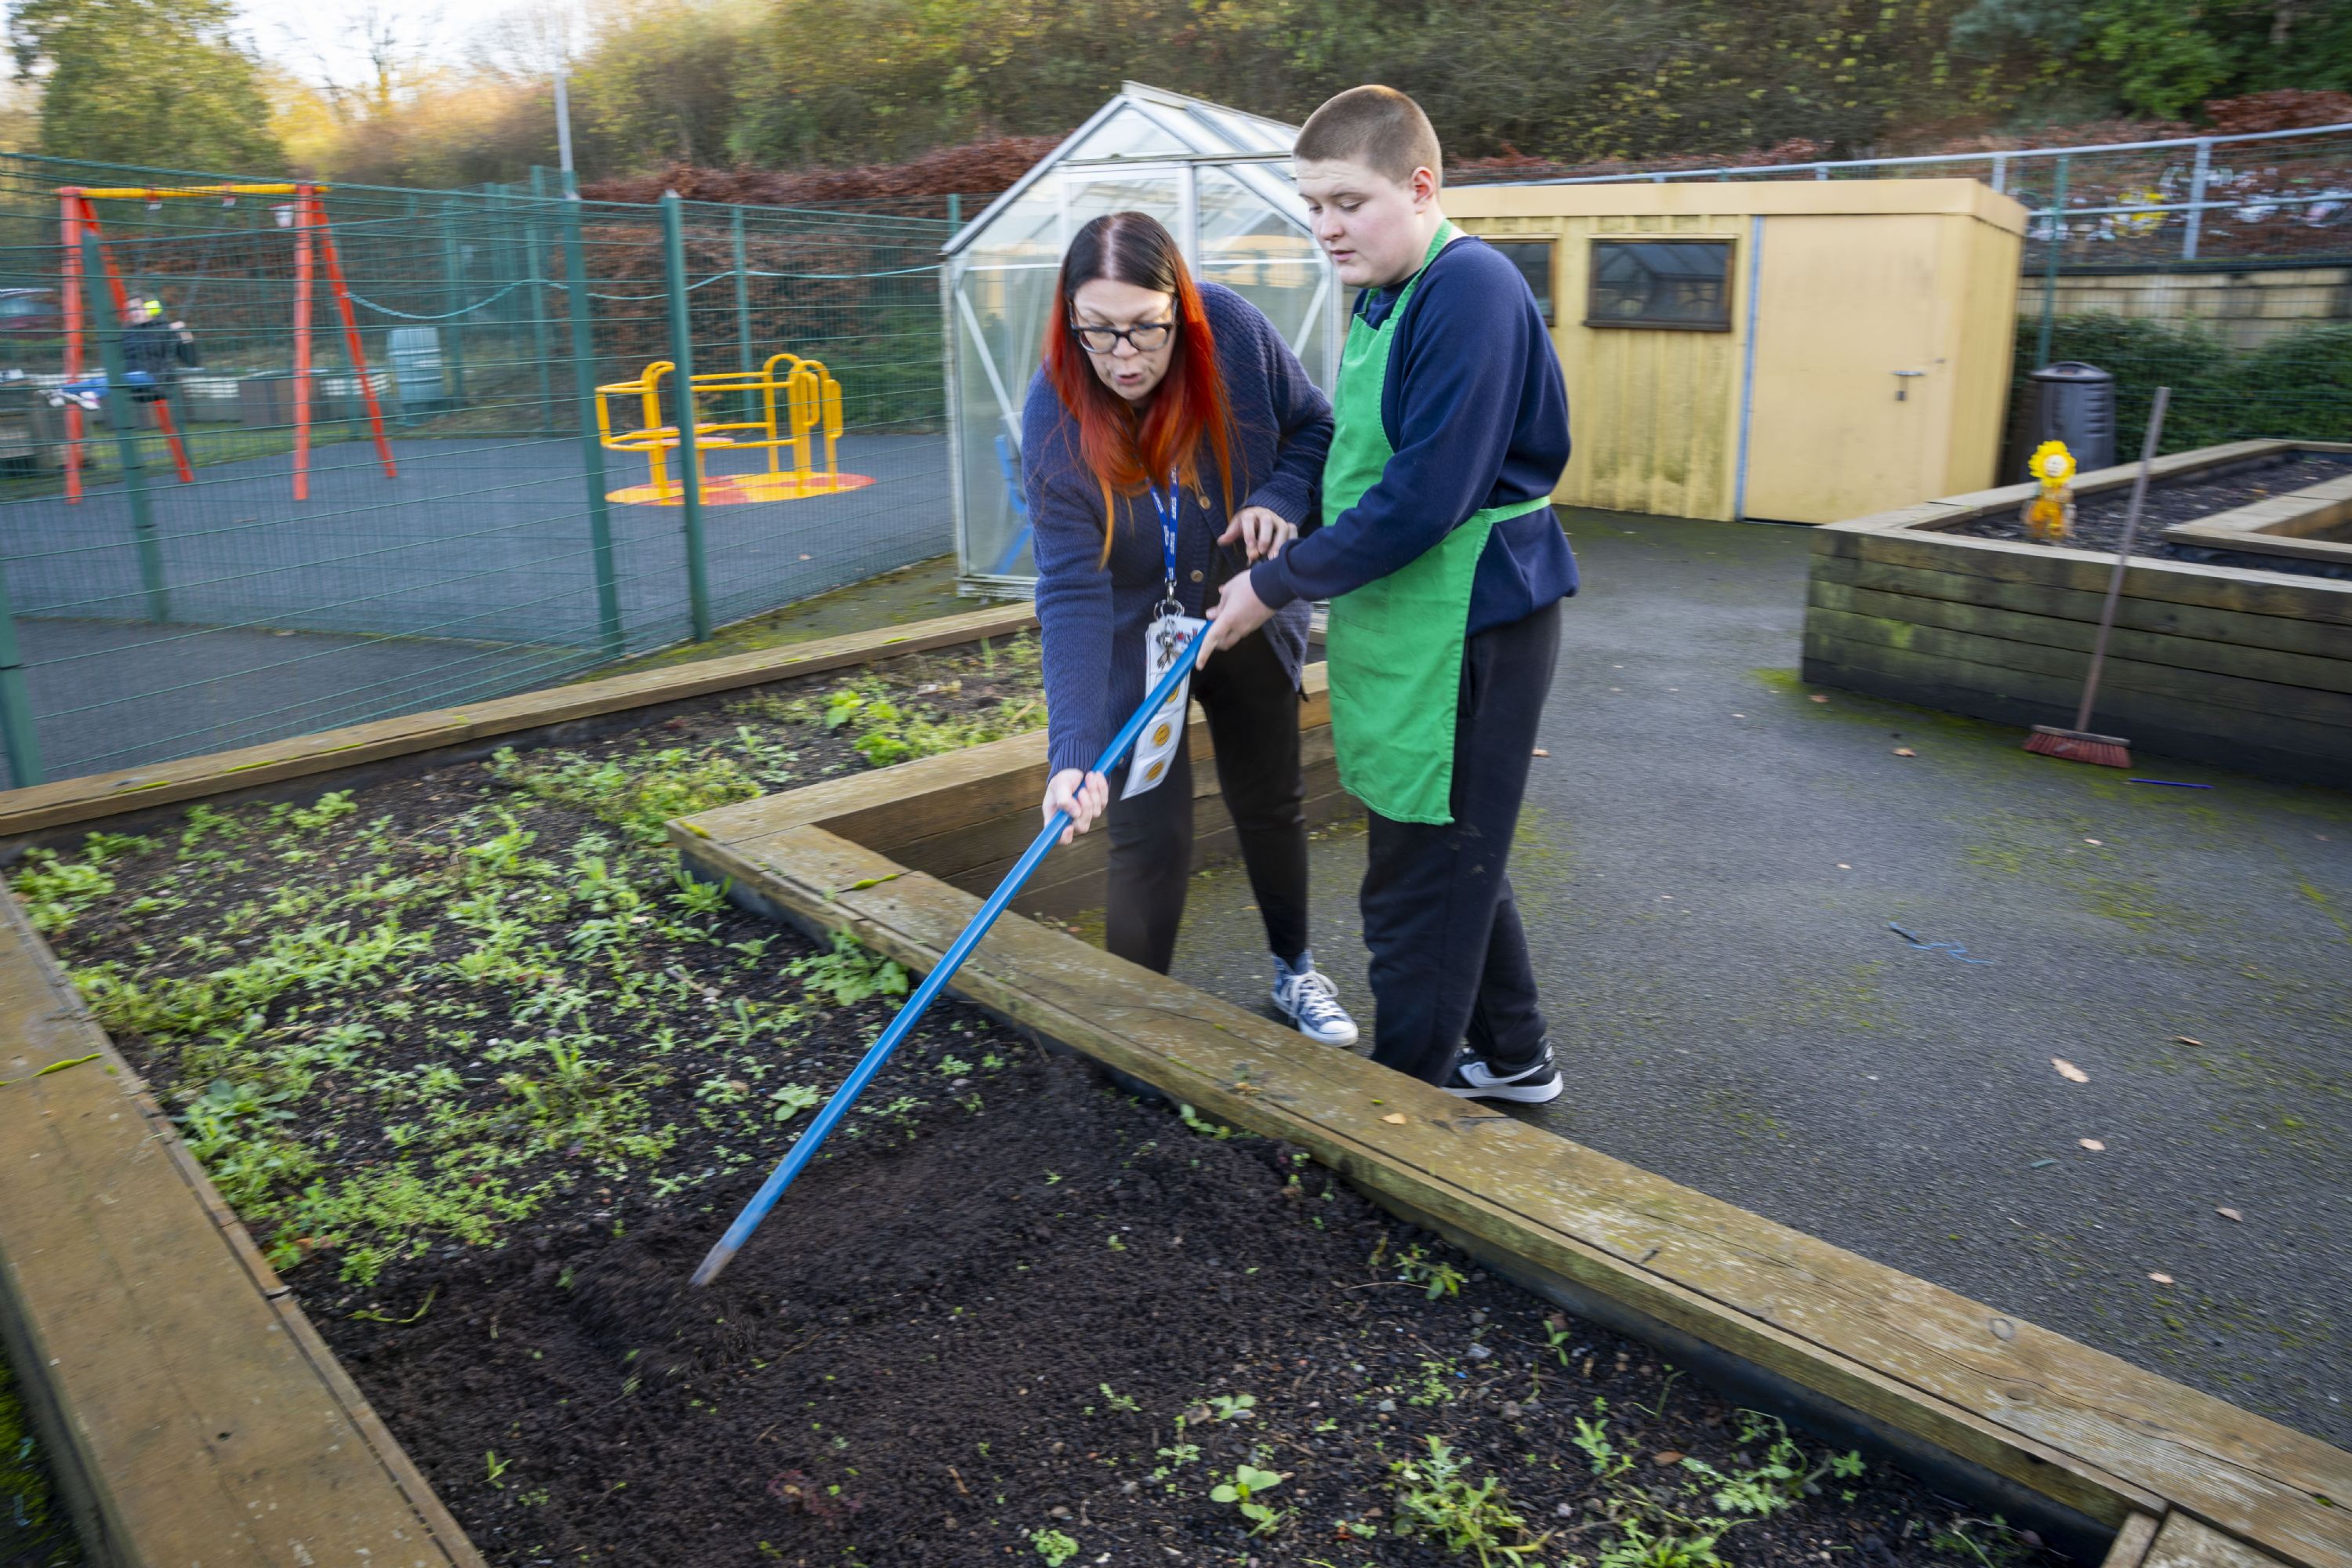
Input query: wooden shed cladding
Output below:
<box><xmin>1449</xmin><ymin>180</ymin><xmax>2027</xmax><ymax>525</ymax></box>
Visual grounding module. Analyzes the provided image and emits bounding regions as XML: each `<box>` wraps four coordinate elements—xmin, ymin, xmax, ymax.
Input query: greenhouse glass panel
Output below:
<box><xmin>1196</xmin><ymin>165</ymin><xmax>1336</xmax><ymax>393</ymax></box>
<box><xmin>1066</xmin><ymin>106</ymin><xmax>1193</xmax><ymax>163</ymax></box>
<box><xmin>945</xmin><ymin>85</ymin><xmax>1326</xmax><ymax>592</ymax></box>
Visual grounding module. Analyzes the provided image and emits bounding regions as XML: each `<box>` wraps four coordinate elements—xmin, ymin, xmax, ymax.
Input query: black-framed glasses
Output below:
<box><xmin>1070</xmin><ymin>320</ymin><xmax>1175</xmax><ymax>354</ymax></box>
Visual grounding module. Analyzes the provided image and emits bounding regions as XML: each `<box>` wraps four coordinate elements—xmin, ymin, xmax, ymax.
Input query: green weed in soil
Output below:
<box><xmin>15</xmin><ymin>638</ymin><xmax>1046</xmax><ymax>1290</ymax></box>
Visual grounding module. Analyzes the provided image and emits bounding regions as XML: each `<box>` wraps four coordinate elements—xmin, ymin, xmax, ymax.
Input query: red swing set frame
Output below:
<box><xmin>57</xmin><ymin>182</ymin><xmax>398</xmax><ymax>503</ymax></box>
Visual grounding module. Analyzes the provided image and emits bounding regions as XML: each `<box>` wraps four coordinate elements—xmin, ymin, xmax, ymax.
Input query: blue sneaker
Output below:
<box><xmin>1272</xmin><ymin>957</ymin><xmax>1359</xmax><ymax>1047</ymax></box>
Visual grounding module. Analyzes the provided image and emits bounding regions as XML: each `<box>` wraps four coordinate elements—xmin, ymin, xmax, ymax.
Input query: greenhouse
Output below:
<box><xmin>942</xmin><ymin>82</ymin><xmax>1344</xmax><ymax>592</ymax></box>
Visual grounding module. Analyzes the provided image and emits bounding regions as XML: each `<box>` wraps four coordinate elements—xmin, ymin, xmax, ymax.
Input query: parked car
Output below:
<box><xmin>0</xmin><ymin>288</ymin><xmax>61</xmax><ymax>345</ymax></box>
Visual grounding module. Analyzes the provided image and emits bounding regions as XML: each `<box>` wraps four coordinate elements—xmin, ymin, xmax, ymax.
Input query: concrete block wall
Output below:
<box><xmin>2018</xmin><ymin>265</ymin><xmax>2352</xmax><ymax>349</ymax></box>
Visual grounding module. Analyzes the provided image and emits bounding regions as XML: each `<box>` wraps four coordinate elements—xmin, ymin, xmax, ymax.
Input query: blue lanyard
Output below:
<box><xmin>1145</xmin><ymin>474</ymin><xmax>1180</xmax><ymax>603</ymax></box>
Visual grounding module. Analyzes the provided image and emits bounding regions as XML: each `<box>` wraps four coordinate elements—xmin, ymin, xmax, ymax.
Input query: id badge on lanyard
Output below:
<box><xmin>1123</xmin><ymin>476</ymin><xmax>1203</xmax><ymax>800</ymax></box>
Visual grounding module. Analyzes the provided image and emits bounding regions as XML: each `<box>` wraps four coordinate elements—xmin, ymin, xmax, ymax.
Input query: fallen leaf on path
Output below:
<box><xmin>2175</xmin><ymin>1036</ymin><xmax>2204</xmax><ymax>1047</ymax></box>
<box><xmin>2052</xmin><ymin>1058</ymin><xmax>2090</xmax><ymax>1083</ymax></box>
<box><xmin>1809</xmin><ymin>694</ymin><xmax>1831</xmax><ymax>703</ymax></box>
<box><xmin>1893</xmin><ymin>747</ymin><xmax>1916</xmax><ymax>757</ymax></box>
<box><xmin>1652</xmin><ymin>1452</ymin><xmax>1684</xmax><ymax>1468</ymax></box>
<box><xmin>2078</xmin><ymin>1138</ymin><xmax>2106</xmax><ymax>1152</ymax></box>
<box><xmin>1532</xmin><ymin>748</ymin><xmax>1549</xmax><ymax>757</ymax></box>
<box><xmin>1381</xmin><ymin>1113</ymin><xmax>1407</xmax><ymax>1125</ymax></box>
<box><xmin>2085</xmin><ymin>838</ymin><xmax>2103</xmax><ymax>845</ymax></box>
<box><xmin>2147</xmin><ymin>1272</ymin><xmax>2174</xmax><ymax>1284</ymax></box>
<box><xmin>2216</xmin><ymin>1207</ymin><xmax>2242</xmax><ymax>1222</ymax></box>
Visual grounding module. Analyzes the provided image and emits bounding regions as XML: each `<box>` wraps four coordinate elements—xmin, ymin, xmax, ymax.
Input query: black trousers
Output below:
<box><xmin>1103</xmin><ymin>624</ymin><xmax>1308</xmax><ymax>976</ymax></box>
<box><xmin>1361</xmin><ymin>599</ymin><xmax>1561</xmax><ymax>1085</ymax></box>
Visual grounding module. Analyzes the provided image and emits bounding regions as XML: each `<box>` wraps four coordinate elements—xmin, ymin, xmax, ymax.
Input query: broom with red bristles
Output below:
<box><xmin>2024</xmin><ymin>385</ymin><xmax>2170</xmax><ymax>770</ymax></box>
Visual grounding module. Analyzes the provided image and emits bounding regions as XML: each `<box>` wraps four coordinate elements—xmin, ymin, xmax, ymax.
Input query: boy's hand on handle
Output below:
<box><xmin>1043</xmin><ymin>768</ymin><xmax>1109</xmax><ymax>845</ymax></box>
<box><xmin>1218</xmin><ymin>506</ymin><xmax>1297</xmax><ymax>562</ymax></box>
<box><xmin>1198</xmin><ymin>571</ymin><xmax>1276</xmax><ymax>669</ymax></box>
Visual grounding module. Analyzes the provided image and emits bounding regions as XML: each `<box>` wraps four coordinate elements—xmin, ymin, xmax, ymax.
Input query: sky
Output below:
<box><xmin>233</xmin><ymin>0</ymin><xmax>578</xmax><ymax>93</ymax></box>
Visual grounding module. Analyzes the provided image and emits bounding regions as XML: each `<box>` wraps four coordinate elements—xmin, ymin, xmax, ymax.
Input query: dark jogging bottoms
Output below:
<box><xmin>1360</xmin><ymin>598</ymin><xmax>1561</xmax><ymax>1085</ymax></box>
<box><xmin>1102</xmin><ymin>623</ymin><xmax>1309</xmax><ymax>977</ymax></box>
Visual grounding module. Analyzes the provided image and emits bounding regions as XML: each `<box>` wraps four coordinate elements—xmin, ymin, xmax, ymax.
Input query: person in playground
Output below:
<box><xmin>1025</xmin><ymin>210</ymin><xmax>1360</xmax><ymax>1047</ymax></box>
<box><xmin>1199</xmin><ymin>85</ymin><xmax>1576</xmax><ymax>1102</ymax></box>
<box><xmin>122</xmin><ymin>298</ymin><xmax>199</xmax><ymax>401</ymax></box>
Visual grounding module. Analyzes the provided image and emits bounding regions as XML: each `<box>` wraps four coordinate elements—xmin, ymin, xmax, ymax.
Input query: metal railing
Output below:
<box><xmin>1491</xmin><ymin>122</ymin><xmax>2352</xmax><ymax>267</ymax></box>
<box><xmin>0</xmin><ymin>152</ymin><xmax>956</xmax><ymax>788</ymax></box>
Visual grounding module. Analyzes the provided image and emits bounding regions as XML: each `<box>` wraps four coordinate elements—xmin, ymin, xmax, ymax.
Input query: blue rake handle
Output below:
<box><xmin>690</xmin><ymin>626</ymin><xmax>1206</xmax><ymax>1286</ymax></box>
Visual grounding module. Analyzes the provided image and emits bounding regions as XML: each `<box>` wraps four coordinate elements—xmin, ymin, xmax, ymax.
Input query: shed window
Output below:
<box><xmin>1588</xmin><ymin>240</ymin><xmax>1732</xmax><ymax>331</ymax></box>
<box><xmin>1489</xmin><ymin>240</ymin><xmax>1555</xmax><ymax>325</ymax></box>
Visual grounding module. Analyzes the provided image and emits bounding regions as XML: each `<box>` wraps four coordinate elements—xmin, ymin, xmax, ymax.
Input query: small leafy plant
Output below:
<box><xmin>1388</xmin><ymin>1437</ymin><xmax>1546</xmax><ymax>1566</ymax></box>
<box><xmin>790</xmin><ymin>929</ymin><xmax>909</xmax><ymax>1006</ymax></box>
<box><xmin>1029</xmin><ymin>1526</ymin><xmax>1079</xmax><ymax>1566</ymax></box>
<box><xmin>1208</xmin><ymin>1463</ymin><xmax>1287</xmax><ymax>1536</ymax></box>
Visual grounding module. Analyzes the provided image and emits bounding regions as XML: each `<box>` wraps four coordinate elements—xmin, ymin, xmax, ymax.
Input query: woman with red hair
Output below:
<box><xmin>1023</xmin><ymin>211</ymin><xmax>1356</xmax><ymax>1047</ymax></box>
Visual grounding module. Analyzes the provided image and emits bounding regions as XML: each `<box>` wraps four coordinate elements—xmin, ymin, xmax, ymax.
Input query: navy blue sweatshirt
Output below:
<box><xmin>1250</xmin><ymin>232</ymin><xmax>1575</xmax><ymax>633</ymax></box>
<box><xmin>1025</xmin><ymin>282</ymin><xmax>1332</xmax><ymax>779</ymax></box>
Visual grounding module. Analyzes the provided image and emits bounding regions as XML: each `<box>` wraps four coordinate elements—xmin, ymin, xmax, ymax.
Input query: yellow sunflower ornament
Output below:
<box><xmin>2023</xmin><ymin>440</ymin><xmax>2076</xmax><ymax>543</ymax></box>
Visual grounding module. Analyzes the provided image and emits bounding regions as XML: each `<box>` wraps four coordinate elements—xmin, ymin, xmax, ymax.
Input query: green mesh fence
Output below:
<box><xmin>0</xmin><ymin>152</ymin><xmax>953</xmax><ymax>788</ymax></box>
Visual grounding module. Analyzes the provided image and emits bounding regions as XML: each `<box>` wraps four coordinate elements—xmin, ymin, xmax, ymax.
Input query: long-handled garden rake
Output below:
<box><xmin>691</xmin><ymin>626</ymin><xmax>1207</xmax><ymax>1287</ymax></box>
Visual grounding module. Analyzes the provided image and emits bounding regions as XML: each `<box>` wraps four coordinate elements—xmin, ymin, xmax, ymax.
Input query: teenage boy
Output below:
<box><xmin>1198</xmin><ymin>85</ymin><xmax>1574</xmax><ymax>1104</ymax></box>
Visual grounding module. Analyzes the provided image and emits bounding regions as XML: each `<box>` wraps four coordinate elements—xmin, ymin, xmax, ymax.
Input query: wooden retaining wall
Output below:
<box><xmin>1801</xmin><ymin>442</ymin><xmax>2352</xmax><ymax>785</ymax></box>
<box><xmin>0</xmin><ymin>607</ymin><xmax>1039</xmax><ymax>1566</ymax></box>
<box><xmin>673</xmin><ymin>704</ymin><xmax>2352</xmax><ymax>1568</ymax></box>
<box><xmin>718</xmin><ymin>666</ymin><xmax>1352</xmax><ymax>918</ymax></box>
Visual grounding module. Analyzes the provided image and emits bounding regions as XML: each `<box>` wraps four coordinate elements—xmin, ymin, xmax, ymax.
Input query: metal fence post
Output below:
<box><xmin>440</xmin><ymin>201</ymin><xmax>469</xmax><ymax>400</ymax></box>
<box><xmin>661</xmin><ymin>191</ymin><xmax>713</xmax><ymax>643</ymax></box>
<box><xmin>2034</xmin><ymin>154</ymin><xmax>2068</xmax><ymax>369</ymax></box>
<box><xmin>560</xmin><ymin>195</ymin><xmax>624</xmax><ymax>661</ymax></box>
<box><xmin>2183</xmin><ymin>137</ymin><xmax>2212</xmax><ymax>262</ymax></box>
<box><xmin>0</xmin><ymin>551</ymin><xmax>43</xmax><ymax>787</ymax></box>
<box><xmin>731</xmin><ymin>206</ymin><xmax>756</xmax><ymax>422</ymax></box>
<box><xmin>82</xmin><ymin>234</ymin><xmax>169</xmax><ymax>625</ymax></box>
<box><xmin>526</xmin><ymin>169</ymin><xmax>556</xmax><ymax>429</ymax></box>
<box><xmin>1991</xmin><ymin>152</ymin><xmax>2008</xmax><ymax>194</ymax></box>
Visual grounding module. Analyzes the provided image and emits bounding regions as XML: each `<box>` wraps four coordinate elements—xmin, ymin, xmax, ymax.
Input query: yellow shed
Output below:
<box><xmin>1445</xmin><ymin>180</ymin><xmax>2027</xmax><ymax>524</ymax></box>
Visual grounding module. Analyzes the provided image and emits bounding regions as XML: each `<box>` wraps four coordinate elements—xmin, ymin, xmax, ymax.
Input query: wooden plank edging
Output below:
<box><xmin>0</xmin><ymin>604</ymin><xmax>1040</xmax><ymax>840</ymax></box>
<box><xmin>0</xmin><ymin>888</ymin><xmax>487</xmax><ymax>1568</ymax></box>
<box><xmin>670</xmin><ymin>748</ymin><xmax>2352</xmax><ymax>1568</ymax></box>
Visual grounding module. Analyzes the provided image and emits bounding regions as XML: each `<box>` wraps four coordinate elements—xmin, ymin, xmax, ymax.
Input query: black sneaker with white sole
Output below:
<box><xmin>1443</xmin><ymin>1041</ymin><xmax>1563</xmax><ymax>1103</ymax></box>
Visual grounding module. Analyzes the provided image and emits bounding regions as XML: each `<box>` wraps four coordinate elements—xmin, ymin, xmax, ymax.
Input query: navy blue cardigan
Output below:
<box><xmin>1025</xmin><ymin>282</ymin><xmax>1331</xmax><ymax>779</ymax></box>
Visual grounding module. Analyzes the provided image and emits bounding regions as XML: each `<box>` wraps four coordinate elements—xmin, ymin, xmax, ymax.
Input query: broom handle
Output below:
<box><xmin>2074</xmin><ymin>386</ymin><xmax>2169</xmax><ymax>733</ymax></box>
<box><xmin>690</xmin><ymin>628</ymin><xmax>1207</xmax><ymax>1288</ymax></box>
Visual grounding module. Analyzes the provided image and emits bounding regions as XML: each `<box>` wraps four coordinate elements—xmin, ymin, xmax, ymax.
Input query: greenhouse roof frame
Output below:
<box><xmin>942</xmin><ymin>82</ymin><xmax>1302</xmax><ymax>260</ymax></box>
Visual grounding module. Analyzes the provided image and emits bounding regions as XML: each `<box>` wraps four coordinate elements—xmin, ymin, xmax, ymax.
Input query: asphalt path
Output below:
<box><xmin>1163</xmin><ymin>508</ymin><xmax>2352</xmax><ymax>1447</ymax></box>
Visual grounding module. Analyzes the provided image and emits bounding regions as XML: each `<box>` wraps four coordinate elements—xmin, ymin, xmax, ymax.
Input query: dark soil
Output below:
<box><xmin>20</xmin><ymin>630</ymin><xmax>2073</xmax><ymax>1568</ymax></box>
<box><xmin>321</xmin><ymin>1054</ymin><xmax>2065</xmax><ymax>1568</ymax></box>
<box><xmin>21</xmin><ymin>635</ymin><xmax>1046</xmax><ymax>1286</ymax></box>
<box><xmin>1951</xmin><ymin>450</ymin><xmax>2352</xmax><ymax>579</ymax></box>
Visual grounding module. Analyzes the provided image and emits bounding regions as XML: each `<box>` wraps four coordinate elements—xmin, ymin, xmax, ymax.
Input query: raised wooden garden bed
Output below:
<box><xmin>2</xmin><ymin>606</ymin><xmax>2348</xmax><ymax>1568</ymax></box>
<box><xmin>1801</xmin><ymin>441</ymin><xmax>2352</xmax><ymax>786</ymax></box>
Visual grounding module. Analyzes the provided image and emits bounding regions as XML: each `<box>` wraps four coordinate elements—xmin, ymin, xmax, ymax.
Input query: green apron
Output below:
<box><xmin>1323</xmin><ymin>222</ymin><xmax>1553</xmax><ymax>826</ymax></box>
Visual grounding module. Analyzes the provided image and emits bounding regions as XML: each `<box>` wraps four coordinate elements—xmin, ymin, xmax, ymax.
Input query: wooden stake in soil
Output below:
<box><xmin>2025</xmin><ymin>385</ymin><xmax>2170</xmax><ymax>771</ymax></box>
<box><xmin>691</xmin><ymin>628</ymin><xmax>1207</xmax><ymax>1287</ymax></box>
